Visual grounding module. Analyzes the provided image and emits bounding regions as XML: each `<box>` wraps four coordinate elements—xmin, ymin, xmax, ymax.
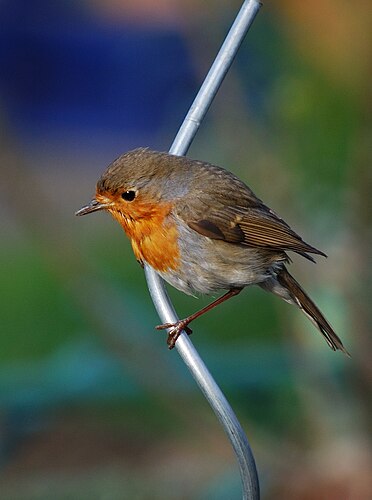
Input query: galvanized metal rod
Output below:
<box><xmin>145</xmin><ymin>1</ymin><xmax>261</xmax><ymax>498</ymax></box>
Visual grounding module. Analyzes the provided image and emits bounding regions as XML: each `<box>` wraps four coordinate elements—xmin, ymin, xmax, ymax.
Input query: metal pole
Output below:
<box><xmin>145</xmin><ymin>1</ymin><xmax>262</xmax><ymax>498</ymax></box>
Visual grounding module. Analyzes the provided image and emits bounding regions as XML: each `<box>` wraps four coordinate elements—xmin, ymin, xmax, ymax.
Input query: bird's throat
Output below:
<box><xmin>109</xmin><ymin>204</ymin><xmax>180</xmax><ymax>272</ymax></box>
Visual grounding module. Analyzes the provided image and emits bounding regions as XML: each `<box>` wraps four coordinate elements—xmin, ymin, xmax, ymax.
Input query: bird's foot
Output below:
<box><xmin>155</xmin><ymin>321</ymin><xmax>193</xmax><ymax>349</ymax></box>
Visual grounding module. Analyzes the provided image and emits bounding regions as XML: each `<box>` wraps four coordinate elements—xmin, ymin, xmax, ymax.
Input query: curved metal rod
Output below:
<box><xmin>144</xmin><ymin>1</ymin><xmax>262</xmax><ymax>498</ymax></box>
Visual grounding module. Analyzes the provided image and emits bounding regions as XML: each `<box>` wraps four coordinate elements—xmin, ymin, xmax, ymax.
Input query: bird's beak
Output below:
<box><xmin>75</xmin><ymin>199</ymin><xmax>109</xmax><ymax>216</ymax></box>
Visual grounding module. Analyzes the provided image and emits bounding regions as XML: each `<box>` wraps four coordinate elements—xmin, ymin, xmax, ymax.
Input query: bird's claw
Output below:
<box><xmin>155</xmin><ymin>321</ymin><xmax>192</xmax><ymax>349</ymax></box>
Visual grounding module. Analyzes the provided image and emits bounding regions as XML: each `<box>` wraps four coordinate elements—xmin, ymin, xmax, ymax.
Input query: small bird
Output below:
<box><xmin>76</xmin><ymin>148</ymin><xmax>348</xmax><ymax>354</ymax></box>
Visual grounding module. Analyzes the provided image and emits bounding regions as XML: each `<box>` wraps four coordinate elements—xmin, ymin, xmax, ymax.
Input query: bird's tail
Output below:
<box><xmin>261</xmin><ymin>267</ymin><xmax>349</xmax><ymax>355</ymax></box>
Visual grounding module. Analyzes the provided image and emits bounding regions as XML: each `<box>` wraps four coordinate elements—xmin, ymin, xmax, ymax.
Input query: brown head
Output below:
<box><xmin>76</xmin><ymin>148</ymin><xmax>193</xmax><ymax>217</ymax></box>
<box><xmin>75</xmin><ymin>148</ymin><xmax>193</xmax><ymax>271</ymax></box>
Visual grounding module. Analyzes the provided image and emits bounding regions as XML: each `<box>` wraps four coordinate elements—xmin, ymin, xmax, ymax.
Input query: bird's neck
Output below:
<box><xmin>110</xmin><ymin>202</ymin><xmax>180</xmax><ymax>272</ymax></box>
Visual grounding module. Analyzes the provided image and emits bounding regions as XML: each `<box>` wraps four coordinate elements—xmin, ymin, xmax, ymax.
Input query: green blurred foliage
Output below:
<box><xmin>0</xmin><ymin>246</ymin><xmax>82</xmax><ymax>360</ymax></box>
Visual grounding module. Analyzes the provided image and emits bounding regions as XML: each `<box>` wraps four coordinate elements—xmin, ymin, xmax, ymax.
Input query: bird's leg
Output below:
<box><xmin>156</xmin><ymin>288</ymin><xmax>242</xmax><ymax>349</ymax></box>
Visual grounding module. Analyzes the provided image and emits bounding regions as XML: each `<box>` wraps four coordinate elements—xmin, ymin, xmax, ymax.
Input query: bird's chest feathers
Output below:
<box><xmin>111</xmin><ymin>202</ymin><xmax>179</xmax><ymax>272</ymax></box>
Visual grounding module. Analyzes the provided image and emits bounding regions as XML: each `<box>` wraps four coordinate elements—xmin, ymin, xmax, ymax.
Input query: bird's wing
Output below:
<box><xmin>172</xmin><ymin>158</ymin><xmax>325</xmax><ymax>260</ymax></box>
<box><xmin>186</xmin><ymin>206</ymin><xmax>325</xmax><ymax>261</ymax></box>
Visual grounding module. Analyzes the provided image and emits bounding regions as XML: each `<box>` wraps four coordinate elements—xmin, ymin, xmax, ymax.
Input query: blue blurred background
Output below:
<box><xmin>0</xmin><ymin>1</ymin><xmax>371</xmax><ymax>498</ymax></box>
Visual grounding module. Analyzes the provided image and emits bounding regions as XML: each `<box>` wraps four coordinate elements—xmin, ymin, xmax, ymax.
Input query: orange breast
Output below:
<box><xmin>108</xmin><ymin>200</ymin><xmax>180</xmax><ymax>273</ymax></box>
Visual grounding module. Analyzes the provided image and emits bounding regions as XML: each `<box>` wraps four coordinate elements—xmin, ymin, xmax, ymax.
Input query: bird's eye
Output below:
<box><xmin>121</xmin><ymin>190</ymin><xmax>136</xmax><ymax>201</ymax></box>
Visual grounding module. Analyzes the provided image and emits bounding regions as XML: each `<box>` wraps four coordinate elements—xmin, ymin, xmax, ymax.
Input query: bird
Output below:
<box><xmin>76</xmin><ymin>148</ymin><xmax>348</xmax><ymax>354</ymax></box>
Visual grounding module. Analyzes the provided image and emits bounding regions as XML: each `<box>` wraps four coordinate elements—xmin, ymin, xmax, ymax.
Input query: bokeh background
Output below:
<box><xmin>0</xmin><ymin>1</ymin><xmax>371</xmax><ymax>498</ymax></box>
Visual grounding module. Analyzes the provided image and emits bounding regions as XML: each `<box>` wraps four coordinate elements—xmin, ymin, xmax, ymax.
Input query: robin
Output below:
<box><xmin>76</xmin><ymin>148</ymin><xmax>348</xmax><ymax>354</ymax></box>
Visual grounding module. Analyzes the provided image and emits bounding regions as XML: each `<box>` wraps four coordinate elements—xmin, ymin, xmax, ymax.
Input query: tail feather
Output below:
<box><xmin>268</xmin><ymin>267</ymin><xmax>349</xmax><ymax>355</ymax></box>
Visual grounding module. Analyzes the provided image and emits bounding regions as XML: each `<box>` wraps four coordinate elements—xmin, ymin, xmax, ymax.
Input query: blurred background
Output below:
<box><xmin>0</xmin><ymin>0</ymin><xmax>371</xmax><ymax>498</ymax></box>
